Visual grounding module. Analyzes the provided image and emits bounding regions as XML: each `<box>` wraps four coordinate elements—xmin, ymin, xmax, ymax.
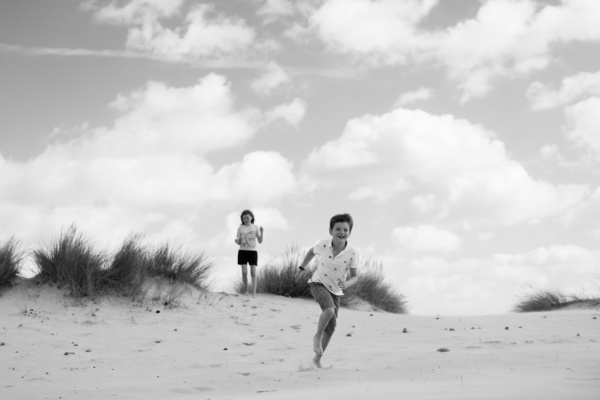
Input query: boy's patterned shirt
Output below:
<box><xmin>308</xmin><ymin>239</ymin><xmax>359</xmax><ymax>296</ymax></box>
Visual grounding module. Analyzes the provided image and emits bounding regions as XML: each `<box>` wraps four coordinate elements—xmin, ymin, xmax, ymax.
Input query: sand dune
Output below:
<box><xmin>1</xmin><ymin>280</ymin><xmax>599</xmax><ymax>399</ymax></box>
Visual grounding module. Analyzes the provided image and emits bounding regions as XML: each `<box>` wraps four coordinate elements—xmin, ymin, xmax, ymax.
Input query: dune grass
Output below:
<box><xmin>103</xmin><ymin>234</ymin><xmax>149</xmax><ymax>300</ymax></box>
<box><xmin>236</xmin><ymin>245</ymin><xmax>408</xmax><ymax>314</ymax></box>
<box><xmin>341</xmin><ymin>258</ymin><xmax>407</xmax><ymax>313</ymax></box>
<box><xmin>31</xmin><ymin>227</ymin><xmax>213</xmax><ymax>303</ymax></box>
<box><xmin>0</xmin><ymin>237</ymin><xmax>23</xmax><ymax>288</ymax></box>
<box><xmin>145</xmin><ymin>244</ymin><xmax>213</xmax><ymax>291</ymax></box>
<box><xmin>514</xmin><ymin>290</ymin><xmax>600</xmax><ymax>312</ymax></box>
<box><xmin>33</xmin><ymin>226</ymin><xmax>106</xmax><ymax>298</ymax></box>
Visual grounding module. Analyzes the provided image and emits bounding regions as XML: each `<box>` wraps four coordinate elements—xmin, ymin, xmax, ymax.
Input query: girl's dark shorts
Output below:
<box><xmin>237</xmin><ymin>250</ymin><xmax>258</xmax><ymax>266</ymax></box>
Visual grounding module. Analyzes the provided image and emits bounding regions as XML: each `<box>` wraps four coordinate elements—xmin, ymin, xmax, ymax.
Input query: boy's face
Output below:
<box><xmin>330</xmin><ymin>222</ymin><xmax>351</xmax><ymax>241</ymax></box>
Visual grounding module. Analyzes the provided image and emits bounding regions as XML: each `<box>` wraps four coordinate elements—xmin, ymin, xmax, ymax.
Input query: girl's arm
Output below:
<box><xmin>234</xmin><ymin>226</ymin><xmax>241</xmax><ymax>245</ymax></box>
<box><xmin>257</xmin><ymin>226</ymin><xmax>264</xmax><ymax>244</ymax></box>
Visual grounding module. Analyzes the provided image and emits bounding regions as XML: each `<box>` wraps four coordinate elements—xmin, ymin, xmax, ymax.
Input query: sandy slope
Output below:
<box><xmin>1</xmin><ymin>280</ymin><xmax>599</xmax><ymax>400</ymax></box>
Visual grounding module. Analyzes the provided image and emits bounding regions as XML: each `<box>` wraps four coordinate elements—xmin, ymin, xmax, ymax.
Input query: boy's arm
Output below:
<box><xmin>298</xmin><ymin>248</ymin><xmax>315</xmax><ymax>271</ymax></box>
<box><xmin>339</xmin><ymin>267</ymin><xmax>358</xmax><ymax>289</ymax></box>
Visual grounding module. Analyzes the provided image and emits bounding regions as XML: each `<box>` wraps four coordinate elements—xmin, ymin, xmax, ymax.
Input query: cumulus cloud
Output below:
<box><xmin>305</xmin><ymin>108</ymin><xmax>589</xmax><ymax>225</ymax></box>
<box><xmin>348</xmin><ymin>179</ymin><xmax>411</xmax><ymax>202</ymax></box>
<box><xmin>393</xmin><ymin>87</ymin><xmax>433</xmax><ymax>108</ymax></box>
<box><xmin>432</xmin><ymin>0</ymin><xmax>549</xmax><ymax>100</ymax></box>
<box><xmin>257</xmin><ymin>0</ymin><xmax>296</xmax><ymax>23</ymax></box>
<box><xmin>263</xmin><ymin>98</ymin><xmax>307</xmax><ymax>127</ymax></box>
<box><xmin>251</xmin><ymin>62</ymin><xmax>291</xmax><ymax>95</ymax></box>
<box><xmin>0</xmin><ymin>74</ymin><xmax>304</xmax><ymax>250</ymax></box>
<box><xmin>392</xmin><ymin>225</ymin><xmax>461</xmax><ymax>253</ymax></box>
<box><xmin>442</xmin><ymin>0</ymin><xmax>600</xmax><ymax>100</ymax></box>
<box><xmin>105</xmin><ymin>73</ymin><xmax>257</xmax><ymax>155</ymax></box>
<box><xmin>306</xmin><ymin>0</ymin><xmax>600</xmax><ymax>100</ymax></box>
<box><xmin>83</xmin><ymin>0</ymin><xmax>600</xmax><ymax>98</ymax></box>
<box><xmin>562</xmin><ymin>185</ymin><xmax>600</xmax><ymax>228</ymax></box>
<box><xmin>310</xmin><ymin>0</ymin><xmax>437</xmax><ymax>65</ymax></box>
<box><xmin>215</xmin><ymin>151</ymin><xmax>299</xmax><ymax>204</ymax></box>
<box><xmin>527</xmin><ymin>71</ymin><xmax>600</xmax><ymax>110</ymax></box>
<box><xmin>88</xmin><ymin>1</ymin><xmax>256</xmax><ymax>61</ymax></box>
<box><xmin>87</xmin><ymin>0</ymin><xmax>184</xmax><ymax>24</ymax></box>
<box><xmin>564</xmin><ymin>97</ymin><xmax>600</xmax><ymax>156</ymax></box>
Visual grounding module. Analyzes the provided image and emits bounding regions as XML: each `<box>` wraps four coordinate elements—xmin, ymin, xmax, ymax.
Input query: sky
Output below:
<box><xmin>1</xmin><ymin>0</ymin><xmax>599</xmax><ymax>315</ymax></box>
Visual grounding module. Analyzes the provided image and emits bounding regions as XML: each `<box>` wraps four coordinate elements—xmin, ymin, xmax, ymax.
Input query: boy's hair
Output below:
<box><xmin>329</xmin><ymin>213</ymin><xmax>353</xmax><ymax>232</ymax></box>
<box><xmin>240</xmin><ymin>209</ymin><xmax>255</xmax><ymax>224</ymax></box>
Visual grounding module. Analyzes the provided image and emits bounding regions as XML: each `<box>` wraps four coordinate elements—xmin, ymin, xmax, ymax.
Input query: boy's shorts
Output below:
<box><xmin>310</xmin><ymin>282</ymin><xmax>340</xmax><ymax>335</ymax></box>
<box><xmin>237</xmin><ymin>250</ymin><xmax>258</xmax><ymax>266</ymax></box>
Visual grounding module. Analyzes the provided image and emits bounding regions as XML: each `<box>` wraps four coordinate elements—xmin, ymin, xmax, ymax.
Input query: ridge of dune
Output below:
<box><xmin>1</xmin><ymin>279</ymin><xmax>599</xmax><ymax>400</ymax></box>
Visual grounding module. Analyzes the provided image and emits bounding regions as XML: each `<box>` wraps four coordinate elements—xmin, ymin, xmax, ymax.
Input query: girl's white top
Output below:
<box><xmin>308</xmin><ymin>239</ymin><xmax>359</xmax><ymax>296</ymax></box>
<box><xmin>237</xmin><ymin>224</ymin><xmax>260</xmax><ymax>251</ymax></box>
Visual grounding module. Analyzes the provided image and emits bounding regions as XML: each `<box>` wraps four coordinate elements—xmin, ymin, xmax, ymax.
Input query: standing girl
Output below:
<box><xmin>235</xmin><ymin>209</ymin><xmax>264</xmax><ymax>297</ymax></box>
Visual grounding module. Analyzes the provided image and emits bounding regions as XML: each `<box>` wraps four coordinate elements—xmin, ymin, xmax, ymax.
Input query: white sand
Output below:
<box><xmin>1</xmin><ymin>280</ymin><xmax>599</xmax><ymax>400</ymax></box>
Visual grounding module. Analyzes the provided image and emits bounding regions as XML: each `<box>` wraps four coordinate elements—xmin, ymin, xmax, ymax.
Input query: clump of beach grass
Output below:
<box><xmin>236</xmin><ymin>245</ymin><xmax>408</xmax><ymax>314</ymax></box>
<box><xmin>32</xmin><ymin>226</ymin><xmax>106</xmax><ymax>298</ymax></box>
<box><xmin>145</xmin><ymin>244</ymin><xmax>213</xmax><ymax>291</ymax></box>
<box><xmin>514</xmin><ymin>290</ymin><xmax>600</xmax><ymax>312</ymax></box>
<box><xmin>31</xmin><ymin>226</ymin><xmax>214</xmax><ymax>304</ymax></box>
<box><xmin>341</xmin><ymin>258</ymin><xmax>407</xmax><ymax>314</ymax></box>
<box><xmin>0</xmin><ymin>237</ymin><xmax>24</xmax><ymax>288</ymax></box>
<box><xmin>103</xmin><ymin>234</ymin><xmax>148</xmax><ymax>300</ymax></box>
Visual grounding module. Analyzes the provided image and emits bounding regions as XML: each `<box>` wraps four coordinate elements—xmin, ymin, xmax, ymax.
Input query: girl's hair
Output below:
<box><xmin>240</xmin><ymin>209</ymin><xmax>255</xmax><ymax>224</ymax></box>
<box><xmin>330</xmin><ymin>213</ymin><xmax>353</xmax><ymax>232</ymax></box>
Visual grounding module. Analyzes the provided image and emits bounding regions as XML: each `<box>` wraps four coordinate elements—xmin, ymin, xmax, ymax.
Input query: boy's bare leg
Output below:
<box><xmin>250</xmin><ymin>265</ymin><xmax>257</xmax><ymax>297</ymax></box>
<box><xmin>313</xmin><ymin>308</ymin><xmax>335</xmax><ymax>367</ymax></box>
<box><xmin>241</xmin><ymin>265</ymin><xmax>249</xmax><ymax>295</ymax></box>
<box><xmin>312</xmin><ymin>332</ymin><xmax>332</xmax><ymax>368</ymax></box>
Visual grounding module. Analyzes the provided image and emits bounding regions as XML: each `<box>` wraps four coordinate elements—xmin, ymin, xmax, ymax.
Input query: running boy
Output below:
<box><xmin>298</xmin><ymin>213</ymin><xmax>359</xmax><ymax>368</ymax></box>
<box><xmin>235</xmin><ymin>209</ymin><xmax>264</xmax><ymax>297</ymax></box>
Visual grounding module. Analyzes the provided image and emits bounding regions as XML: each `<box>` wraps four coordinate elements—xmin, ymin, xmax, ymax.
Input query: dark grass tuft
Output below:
<box><xmin>32</xmin><ymin>226</ymin><xmax>107</xmax><ymax>298</ymax></box>
<box><xmin>341</xmin><ymin>259</ymin><xmax>408</xmax><ymax>314</ymax></box>
<box><xmin>0</xmin><ymin>237</ymin><xmax>24</xmax><ymax>288</ymax></box>
<box><xmin>236</xmin><ymin>245</ymin><xmax>408</xmax><ymax>314</ymax></box>
<box><xmin>514</xmin><ymin>290</ymin><xmax>599</xmax><ymax>312</ymax></box>
<box><xmin>104</xmin><ymin>234</ymin><xmax>149</xmax><ymax>300</ymax></box>
<box><xmin>31</xmin><ymin>227</ymin><xmax>214</xmax><ymax>303</ymax></box>
<box><xmin>146</xmin><ymin>244</ymin><xmax>214</xmax><ymax>291</ymax></box>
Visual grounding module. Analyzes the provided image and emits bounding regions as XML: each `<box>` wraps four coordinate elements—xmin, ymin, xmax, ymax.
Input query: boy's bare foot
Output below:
<box><xmin>313</xmin><ymin>335</ymin><xmax>323</xmax><ymax>356</ymax></box>
<box><xmin>312</xmin><ymin>353</ymin><xmax>323</xmax><ymax>369</ymax></box>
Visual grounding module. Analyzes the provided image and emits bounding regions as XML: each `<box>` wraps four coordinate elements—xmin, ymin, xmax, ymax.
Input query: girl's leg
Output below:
<box><xmin>250</xmin><ymin>265</ymin><xmax>257</xmax><ymax>297</ymax></box>
<box><xmin>240</xmin><ymin>264</ymin><xmax>249</xmax><ymax>295</ymax></box>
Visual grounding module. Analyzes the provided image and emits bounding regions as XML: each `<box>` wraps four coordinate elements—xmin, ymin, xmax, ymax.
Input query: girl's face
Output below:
<box><xmin>242</xmin><ymin>214</ymin><xmax>252</xmax><ymax>225</ymax></box>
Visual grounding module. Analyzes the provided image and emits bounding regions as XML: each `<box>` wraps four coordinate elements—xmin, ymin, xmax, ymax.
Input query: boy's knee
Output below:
<box><xmin>323</xmin><ymin>307</ymin><xmax>335</xmax><ymax>317</ymax></box>
<box><xmin>324</xmin><ymin>316</ymin><xmax>337</xmax><ymax>336</ymax></box>
<box><xmin>323</xmin><ymin>308</ymin><xmax>336</xmax><ymax>335</ymax></box>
